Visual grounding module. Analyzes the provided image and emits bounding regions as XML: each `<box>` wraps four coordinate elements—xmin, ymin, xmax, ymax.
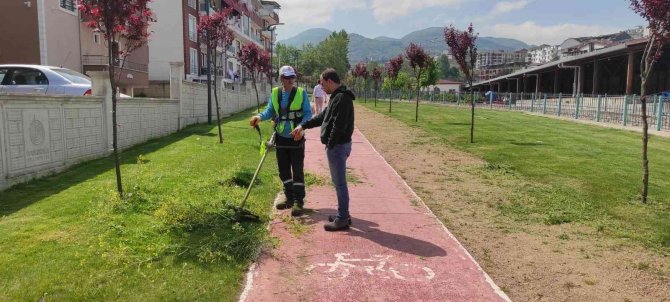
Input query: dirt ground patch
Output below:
<box><xmin>355</xmin><ymin>105</ymin><xmax>669</xmax><ymax>302</ymax></box>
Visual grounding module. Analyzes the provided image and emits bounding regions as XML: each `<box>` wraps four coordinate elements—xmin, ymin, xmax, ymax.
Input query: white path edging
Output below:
<box><xmin>238</xmin><ymin>193</ymin><xmax>283</xmax><ymax>302</ymax></box>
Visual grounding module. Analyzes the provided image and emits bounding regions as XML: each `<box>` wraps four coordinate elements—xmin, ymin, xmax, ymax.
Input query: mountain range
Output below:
<box><xmin>278</xmin><ymin>27</ymin><xmax>531</xmax><ymax>63</ymax></box>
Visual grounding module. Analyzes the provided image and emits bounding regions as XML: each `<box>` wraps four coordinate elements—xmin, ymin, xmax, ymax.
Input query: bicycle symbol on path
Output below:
<box><xmin>305</xmin><ymin>253</ymin><xmax>436</xmax><ymax>282</ymax></box>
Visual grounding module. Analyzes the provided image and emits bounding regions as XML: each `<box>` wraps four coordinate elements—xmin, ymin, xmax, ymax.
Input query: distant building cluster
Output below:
<box><xmin>528</xmin><ymin>45</ymin><xmax>559</xmax><ymax>65</ymax></box>
<box><xmin>476</xmin><ymin>50</ymin><xmax>530</xmax><ymax>81</ymax></box>
<box><xmin>475</xmin><ymin>26</ymin><xmax>646</xmax><ymax>81</ymax></box>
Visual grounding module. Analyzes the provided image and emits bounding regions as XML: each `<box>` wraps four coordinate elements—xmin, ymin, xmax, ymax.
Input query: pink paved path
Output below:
<box><xmin>240</xmin><ymin>129</ymin><xmax>511</xmax><ymax>302</ymax></box>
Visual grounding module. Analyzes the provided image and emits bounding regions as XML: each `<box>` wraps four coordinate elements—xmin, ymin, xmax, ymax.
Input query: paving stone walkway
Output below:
<box><xmin>240</xmin><ymin>128</ymin><xmax>511</xmax><ymax>302</ymax></box>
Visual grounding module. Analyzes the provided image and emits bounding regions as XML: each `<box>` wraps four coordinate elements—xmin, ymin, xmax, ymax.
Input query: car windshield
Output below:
<box><xmin>51</xmin><ymin>68</ymin><xmax>91</xmax><ymax>84</ymax></box>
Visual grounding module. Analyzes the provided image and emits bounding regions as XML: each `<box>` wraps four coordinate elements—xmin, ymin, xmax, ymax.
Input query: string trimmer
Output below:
<box><xmin>225</xmin><ymin>125</ymin><xmax>275</xmax><ymax>222</ymax></box>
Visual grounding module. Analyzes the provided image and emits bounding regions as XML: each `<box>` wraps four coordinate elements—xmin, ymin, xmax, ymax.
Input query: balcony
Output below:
<box><xmin>229</xmin><ymin>25</ymin><xmax>265</xmax><ymax>49</ymax></box>
<box><xmin>82</xmin><ymin>55</ymin><xmax>149</xmax><ymax>88</ymax></box>
<box><xmin>82</xmin><ymin>55</ymin><xmax>148</xmax><ymax>73</ymax></box>
<box><xmin>220</xmin><ymin>0</ymin><xmax>265</xmax><ymax>29</ymax></box>
<box><xmin>258</xmin><ymin>8</ymin><xmax>279</xmax><ymax>24</ymax></box>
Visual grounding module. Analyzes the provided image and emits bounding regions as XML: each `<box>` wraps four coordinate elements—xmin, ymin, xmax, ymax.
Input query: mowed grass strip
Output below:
<box><xmin>0</xmin><ymin>109</ymin><xmax>280</xmax><ymax>301</ymax></box>
<box><xmin>361</xmin><ymin>100</ymin><xmax>670</xmax><ymax>251</ymax></box>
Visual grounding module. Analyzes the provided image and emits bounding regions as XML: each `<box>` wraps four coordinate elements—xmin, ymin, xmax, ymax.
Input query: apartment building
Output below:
<box><xmin>476</xmin><ymin>50</ymin><xmax>529</xmax><ymax>81</ymax></box>
<box><xmin>528</xmin><ymin>45</ymin><xmax>559</xmax><ymax>65</ymax></box>
<box><xmin>0</xmin><ymin>0</ymin><xmax>81</xmax><ymax>72</ymax></box>
<box><xmin>142</xmin><ymin>0</ymin><xmax>279</xmax><ymax>96</ymax></box>
<box><xmin>211</xmin><ymin>0</ymin><xmax>280</xmax><ymax>83</ymax></box>
<box><xmin>147</xmin><ymin>0</ymin><xmax>203</xmax><ymax>82</ymax></box>
<box><xmin>476</xmin><ymin>50</ymin><xmax>529</xmax><ymax>70</ymax></box>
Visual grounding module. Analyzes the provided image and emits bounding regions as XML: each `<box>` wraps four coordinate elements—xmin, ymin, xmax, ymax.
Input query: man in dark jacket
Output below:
<box><xmin>291</xmin><ymin>68</ymin><xmax>355</xmax><ymax>231</ymax></box>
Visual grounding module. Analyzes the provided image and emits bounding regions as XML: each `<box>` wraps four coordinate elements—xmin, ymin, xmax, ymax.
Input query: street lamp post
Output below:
<box><xmin>264</xmin><ymin>23</ymin><xmax>283</xmax><ymax>86</ymax></box>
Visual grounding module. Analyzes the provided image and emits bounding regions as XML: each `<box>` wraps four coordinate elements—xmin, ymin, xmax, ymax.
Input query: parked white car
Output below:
<box><xmin>0</xmin><ymin>64</ymin><xmax>91</xmax><ymax>96</ymax></box>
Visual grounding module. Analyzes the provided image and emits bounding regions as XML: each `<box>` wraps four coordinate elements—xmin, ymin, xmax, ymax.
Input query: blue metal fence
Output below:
<box><xmin>372</xmin><ymin>90</ymin><xmax>670</xmax><ymax>131</ymax></box>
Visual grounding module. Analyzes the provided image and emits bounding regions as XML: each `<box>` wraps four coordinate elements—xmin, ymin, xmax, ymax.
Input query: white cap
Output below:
<box><xmin>279</xmin><ymin>65</ymin><xmax>296</xmax><ymax>77</ymax></box>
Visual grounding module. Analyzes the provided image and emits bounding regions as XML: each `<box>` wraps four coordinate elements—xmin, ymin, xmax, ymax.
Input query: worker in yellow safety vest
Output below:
<box><xmin>250</xmin><ymin>66</ymin><xmax>312</xmax><ymax>216</ymax></box>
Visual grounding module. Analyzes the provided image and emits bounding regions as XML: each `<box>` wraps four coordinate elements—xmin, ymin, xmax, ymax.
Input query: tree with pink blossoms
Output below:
<box><xmin>79</xmin><ymin>0</ymin><xmax>156</xmax><ymax>195</ymax></box>
<box><xmin>630</xmin><ymin>0</ymin><xmax>670</xmax><ymax>203</ymax></box>
<box><xmin>385</xmin><ymin>55</ymin><xmax>404</xmax><ymax>113</ymax></box>
<box><xmin>371</xmin><ymin>67</ymin><xmax>383</xmax><ymax>107</ymax></box>
<box><xmin>360</xmin><ymin>64</ymin><xmax>370</xmax><ymax>102</ymax></box>
<box><xmin>351</xmin><ymin>62</ymin><xmax>368</xmax><ymax>101</ymax></box>
<box><xmin>405</xmin><ymin>43</ymin><xmax>431</xmax><ymax>122</ymax></box>
<box><xmin>445</xmin><ymin>23</ymin><xmax>478</xmax><ymax>143</ymax></box>
<box><xmin>238</xmin><ymin>42</ymin><xmax>269</xmax><ymax>113</ymax></box>
<box><xmin>199</xmin><ymin>9</ymin><xmax>234</xmax><ymax>144</ymax></box>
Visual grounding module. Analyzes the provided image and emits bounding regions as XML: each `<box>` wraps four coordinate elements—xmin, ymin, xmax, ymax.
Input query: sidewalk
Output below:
<box><xmin>240</xmin><ymin>128</ymin><xmax>511</xmax><ymax>302</ymax></box>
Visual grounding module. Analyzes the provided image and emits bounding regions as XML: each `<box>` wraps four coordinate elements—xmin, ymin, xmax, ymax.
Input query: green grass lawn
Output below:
<box><xmin>0</xmin><ymin>110</ymin><xmax>280</xmax><ymax>301</ymax></box>
<box><xmin>361</xmin><ymin>100</ymin><xmax>670</xmax><ymax>252</ymax></box>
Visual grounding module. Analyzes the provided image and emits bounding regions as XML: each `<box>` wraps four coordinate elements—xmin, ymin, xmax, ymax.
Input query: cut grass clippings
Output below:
<box><xmin>361</xmin><ymin>100</ymin><xmax>670</xmax><ymax>252</ymax></box>
<box><xmin>0</xmin><ymin>109</ymin><xmax>280</xmax><ymax>301</ymax></box>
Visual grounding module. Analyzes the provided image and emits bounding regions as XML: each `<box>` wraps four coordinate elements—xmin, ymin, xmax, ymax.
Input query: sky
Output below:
<box><xmin>273</xmin><ymin>0</ymin><xmax>646</xmax><ymax>45</ymax></box>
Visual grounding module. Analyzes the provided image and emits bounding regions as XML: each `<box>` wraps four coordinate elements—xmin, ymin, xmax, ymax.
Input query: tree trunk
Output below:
<box><xmin>252</xmin><ymin>73</ymin><xmax>260</xmax><ymax>113</ymax></box>
<box><xmin>470</xmin><ymin>88</ymin><xmax>475</xmax><ymax>143</ymax></box>
<box><xmin>389</xmin><ymin>86</ymin><xmax>393</xmax><ymax>113</ymax></box>
<box><xmin>374</xmin><ymin>85</ymin><xmax>377</xmax><ymax>107</ymax></box>
<box><xmin>415</xmin><ymin>74</ymin><xmax>421</xmax><ymax>122</ymax></box>
<box><xmin>108</xmin><ymin>39</ymin><xmax>123</xmax><ymax>195</ymax></box>
<box><xmin>212</xmin><ymin>49</ymin><xmax>223</xmax><ymax>144</ymax></box>
<box><xmin>641</xmin><ymin>81</ymin><xmax>649</xmax><ymax>203</ymax></box>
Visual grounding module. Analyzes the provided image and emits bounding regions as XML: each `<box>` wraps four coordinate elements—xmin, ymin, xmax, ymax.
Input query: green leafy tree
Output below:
<box><xmin>449</xmin><ymin>67</ymin><xmax>461</xmax><ymax>78</ymax></box>
<box><xmin>421</xmin><ymin>57</ymin><xmax>440</xmax><ymax>90</ymax></box>
<box><xmin>283</xmin><ymin>30</ymin><xmax>350</xmax><ymax>84</ymax></box>
<box><xmin>274</xmin><ymin>43</ymin><xmax>301</xmax><ymax>78</ymax></box>
<box><xmin>318</xmin><ymin>30</ymin><xmax>351</xmax><ymax>77</ymax></box>
<box><xmin>439</xmin><ymin>54</ymin><xmax>451</xmax><ymax>79</ymax></box>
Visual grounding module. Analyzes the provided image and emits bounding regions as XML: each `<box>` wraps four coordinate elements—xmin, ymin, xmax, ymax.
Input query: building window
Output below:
<box><xmin>93</xmin><ymin>33</ymin><xmax>100</xmax><ymax>44</ymax></box>
<box><xmin>201</xmin><ymin>52</ymin><xmax>207</xmax><ymax>74</ymax></box>
<box><xmin>60</xmin><ymin>0</ymin><xmax>76</xmax><ymax>12</ymax></box>
<box><xmin>188</xmin><ymin>0</ymin><xmax>197</xmax><ymax>9</ymax></box>
<box><xmin>199</xmin><ymin>1</ymin><xmax>208</xmax><ymax>12</ymax></box>
<box><xmin>189</xmin><ymin>14</ymin><xmax>197</xmax><ymax>42</ymax></box>
<box><xmin>243</xmin><ymin>16</ymin><xmax>250</xmax><ymax>36</ymax></box>
<box><xmin>190</xmin><ymin>48</ymin><xmax>198</xmax><ymax>75</ymax></box>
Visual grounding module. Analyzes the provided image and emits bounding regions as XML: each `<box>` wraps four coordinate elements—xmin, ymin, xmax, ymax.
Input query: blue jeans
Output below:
<box><xmin>327</xmin><ymin>142</ymin><xmax>352</xmax><ymax>219</ymax></box>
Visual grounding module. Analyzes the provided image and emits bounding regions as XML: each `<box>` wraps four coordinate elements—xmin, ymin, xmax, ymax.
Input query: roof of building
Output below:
<box><xmin>472</xmin><ymin>38</ymin><xmax>650</xmax><ymax>87</ymax></box>
<box><xmin>437</xmin><ymin>79</ymin><xmax>464</xmax><ymax>85</ymax></box>
<box><xmin>569</xmin><ymin>32</ymin><xmax>633</xmax><ymax>45</ymax></box>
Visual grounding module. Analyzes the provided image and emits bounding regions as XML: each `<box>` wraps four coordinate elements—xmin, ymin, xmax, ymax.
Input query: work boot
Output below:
<box><xmin>328</xmin><ymin>215</ymin><xmax>352</xmax><ymax>226</ymax></box>
<box><xmin>276</xmin><ymin>189</ymin><xmax>294</xmax><ymax>210</ymax></box>
<box><xmin>324</xmin><ymin>217</ymin><xmax>350</xmax><ymax>232</ymax></box>
<box><xmin>275</xmin><ymin>199</ymin><xmax>293</xmax><ymax>210</ymax></box>
<box><xmin>291</xmin><ymin>201</ymin><xmax>304</xmax><ymax>217</ymax></box>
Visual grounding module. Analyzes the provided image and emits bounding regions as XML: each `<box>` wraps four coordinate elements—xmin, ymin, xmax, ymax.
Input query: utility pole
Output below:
<box><xmin>205</xmin><ymin>0</ymin><xmax>212</xmax><ymax>125</ymax></box>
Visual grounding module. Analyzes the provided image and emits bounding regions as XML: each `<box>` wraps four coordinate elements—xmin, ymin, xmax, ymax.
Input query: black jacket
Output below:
<box><xmin>303</xmin><ymin>85</ymin><xmax>355</xmax><ymax>148</ymax></box>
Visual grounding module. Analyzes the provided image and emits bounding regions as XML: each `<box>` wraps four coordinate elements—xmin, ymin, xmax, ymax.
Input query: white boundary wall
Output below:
<box><xmin>0</xmin><ymin>62</ymin><xmax>270</xmax><ymax>190</ymax></box>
